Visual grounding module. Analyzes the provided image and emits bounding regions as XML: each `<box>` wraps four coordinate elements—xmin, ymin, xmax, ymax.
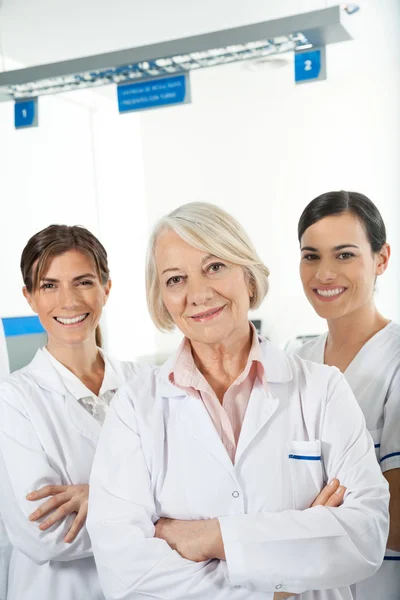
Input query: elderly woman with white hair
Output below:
<box><xmin>87</xmin><ymin>203</ymin><xmax>389</xmax><ymax>600</ymax></box>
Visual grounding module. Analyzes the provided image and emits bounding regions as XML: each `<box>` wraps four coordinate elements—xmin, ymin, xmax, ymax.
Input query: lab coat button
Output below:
<box><xmin>275</xmin><ymin>584</ymin><xmax>283</xmax><ymax>590</ymax></box>
<box><xmin>232</xmin><ymin>491</ymin><xmax>240</xmax><ymax>498</ymax></box>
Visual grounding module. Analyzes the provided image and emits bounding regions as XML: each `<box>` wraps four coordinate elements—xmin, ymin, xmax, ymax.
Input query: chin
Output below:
<box><xmin>312</xmin><ymin>304</ymin><xmax>348</xmax><ymax>320</ymax></box>
<box><xmin>60</xmin><ymin>332</ymin><xmax>93</xmax><ymax>346</ymax></box>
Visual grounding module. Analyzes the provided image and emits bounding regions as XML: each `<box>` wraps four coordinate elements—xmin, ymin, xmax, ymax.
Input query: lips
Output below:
<box><xmin>190</xmin><ymin>306</ymin><xmax>225</xmax><ymax>322</ymax></box>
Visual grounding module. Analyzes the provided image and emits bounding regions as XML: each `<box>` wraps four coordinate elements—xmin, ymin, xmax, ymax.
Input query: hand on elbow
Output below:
<box><xmin>27</xmin><ymin>483</ymin><xmax>89</xmax><ymax>543</ymax></box>
<box><xmin>155</xmin><ymin>517</ymin><xmax>225</xmax><ymax>562</ymax></box>
<box><xmin>311</xmin><ymin>479</ymin><xmax>346</xmax><ymax>508</ymax></box>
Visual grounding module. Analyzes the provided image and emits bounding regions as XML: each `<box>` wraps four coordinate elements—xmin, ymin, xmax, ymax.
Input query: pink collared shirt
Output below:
<box><xmin>169</xmin><ymin>325</ymin><xmax>267</xmax><ymax>462</ymax></box>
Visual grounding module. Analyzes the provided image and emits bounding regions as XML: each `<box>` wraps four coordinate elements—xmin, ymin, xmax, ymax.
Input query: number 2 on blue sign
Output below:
<box><xmin>295</xmin><ymin>48</ymin><xmax>324</xmax><ymax>83</ymax></box>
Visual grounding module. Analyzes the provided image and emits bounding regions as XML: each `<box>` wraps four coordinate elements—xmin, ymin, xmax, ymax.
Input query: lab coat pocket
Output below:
<box><xmin>287</xmin><ymin>440</ymin><xmax>325</xmax><ymax>510</ymax></box>
<box><xmin>369</xmin><ymin>427</ymin><xmax>382</xmax><ymax>462</ymax></box>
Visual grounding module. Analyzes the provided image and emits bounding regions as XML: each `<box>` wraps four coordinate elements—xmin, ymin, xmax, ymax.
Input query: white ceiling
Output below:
<box><xmin>0</xmin><ymin>0</ymin><xmax>330</xmax><ymax>68</ymax></box>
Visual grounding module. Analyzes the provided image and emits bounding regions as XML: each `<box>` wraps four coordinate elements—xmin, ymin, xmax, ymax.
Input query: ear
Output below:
<box><xmin>103</xmin><ymin>279</ymin><xmax>112</xmax><ymax>305</ymax></box>
<box><xmin>375</xmin><ymin>243</ymin><xmax>391</xmax><ymax>276</ymax></box>
<box><xmin>248</xmin><ymin>278</ymin><xmax>255</xmax><ymax>303</ymax></box>
<box><xmin>22</xmin><ymin>286</ymin><xmax>38</xmax><ymax>313</ymax></box>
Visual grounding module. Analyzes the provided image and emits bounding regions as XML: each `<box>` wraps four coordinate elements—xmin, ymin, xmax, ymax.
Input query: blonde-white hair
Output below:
<box><xmin>146</xmin><ymin>202</ymin><xmax>270</xmax><ymax>331</ymax></box>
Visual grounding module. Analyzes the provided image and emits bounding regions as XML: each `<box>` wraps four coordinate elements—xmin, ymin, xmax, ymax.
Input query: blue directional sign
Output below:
<box><xmin>295</xmin><ymin>48</ymin><xmax>326</xmax><ymax>84</ymax></box>
<box><xmin>117</xmin><ymin>74</ymin><xmax>190</xmax><ymax>114</ymax></box>
<box><xmin>14</xmin><ymin>98</ymin><xmax>38</xmax><ymax>129</ymax></box>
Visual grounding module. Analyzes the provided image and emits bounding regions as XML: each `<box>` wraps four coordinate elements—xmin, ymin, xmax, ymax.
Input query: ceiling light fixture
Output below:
<box><xmin>0</xmin><ymin>5</ymin><xmax>358</xmax><ymax>102</ymax></box>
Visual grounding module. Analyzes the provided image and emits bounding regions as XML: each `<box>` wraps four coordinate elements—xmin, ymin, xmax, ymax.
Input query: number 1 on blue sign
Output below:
<box><xmin>14</xmin><ymin>98</ymin><xmax>38</xmax><ymax>129</ymax></box>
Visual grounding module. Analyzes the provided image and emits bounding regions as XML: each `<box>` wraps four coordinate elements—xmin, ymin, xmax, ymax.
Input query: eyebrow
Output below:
<box><xmin>300</xmin><ymin>244</ymin><xmax>360</xmax><ymax>252</ymax></box>
<box><xmin>161</xmin><ymin>254</ymin><xmax>219</xmax><ymax>276</ymax></box>
<box><xmin>41</xmin><ymin>273</ymin><xmax>96</xmax><ymax>283</ymax></box>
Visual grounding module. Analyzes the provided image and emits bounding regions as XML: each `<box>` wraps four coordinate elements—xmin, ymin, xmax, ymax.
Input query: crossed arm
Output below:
<box><xmin>155</xmin><ymin>479</ymin><xmax>346</xmax><ymax>600</ymax></box>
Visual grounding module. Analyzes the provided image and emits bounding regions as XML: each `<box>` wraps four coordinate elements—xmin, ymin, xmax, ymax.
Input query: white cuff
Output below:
<box><xmin>218</xmin><ymin>516</ymin><xmax>249</xmax><ymax>588</ymax></box>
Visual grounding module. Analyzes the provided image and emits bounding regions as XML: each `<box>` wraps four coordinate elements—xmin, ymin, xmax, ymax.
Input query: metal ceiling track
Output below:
<box><xmin>0</xmin><ymin>5</ymin><xmax>356</xmax><ymax>102</ymax></box>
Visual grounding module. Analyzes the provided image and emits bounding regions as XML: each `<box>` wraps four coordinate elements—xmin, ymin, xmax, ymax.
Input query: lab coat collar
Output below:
<box><xmin>157</xmin><ymin>335</ymin><xmax>293</xmax><ymax>398</ymax></box>
<box><xmin>259</xmin><ymin>337</ymin><xmax>293</xmax><ymax>383</ymax></box>
<box><xmin>27</xmin><ymin>349</ymin><xmax>71</xmax><ymax>396</ymax></box>
<box><xmin>26</xmin><ymin>349</ymin><xmax>101</xmax><ymax>442</ymax></box>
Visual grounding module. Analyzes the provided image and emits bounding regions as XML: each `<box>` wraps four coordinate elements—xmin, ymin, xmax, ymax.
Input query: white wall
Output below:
<box><xmin>139</xmin><ymin>0</ymin><xmax>400</xmax><ymax>350</ymax></box>
<box><xmin>0</xmin><ymin>93</ymin><xmax>98</xmax><ymax>317</ymax></box>
<box><xmin>0</xmin><ymin>58</ymin><xmax>153</xmax><ymax>360</ymax></box>
<box><xmin>91</xmin><ymin>110</ymin><xmax>155</xmax><ymax>360</ymax></box>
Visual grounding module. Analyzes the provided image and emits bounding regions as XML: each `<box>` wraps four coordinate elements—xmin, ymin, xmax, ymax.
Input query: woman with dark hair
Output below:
<box><xmin>0</xmin><ymin>225</ymin><xmax>144</xmax><ymax>600</ymax></box>
<box><xmin>297</xmin><ymin>190</ymin><xmax>399</xmax><ymax>600</ymax></box>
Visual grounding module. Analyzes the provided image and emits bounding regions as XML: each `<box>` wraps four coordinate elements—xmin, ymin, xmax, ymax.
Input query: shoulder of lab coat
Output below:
<box><xmin>0</xmin><ymin>349</ymin><xmax>139</xmax><ymax>565</ymax></box>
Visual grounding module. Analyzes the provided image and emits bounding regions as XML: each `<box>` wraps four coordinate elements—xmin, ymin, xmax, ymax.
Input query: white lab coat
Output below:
<box><xmin>0</xmin><ymin>320</ymin><xmax>10</xmax><ymax>600</ymax></box>
<box><xmin>297</xmin><ymin>322</ymin><xmax>400</xmax><ymax>600</ymax></box>
<box><xmin>0</xmin><ymin>348</ymin><xmax>145</xmax><ymax>600</ymax></box>
<box><xmin>0</xmin><ymin>322</ymin><xmax>9</xmax><ymax>381</ymax></box>
<box><xmin>0</xmin><ymin>519</ymin><xmax>9</xmax><ymax>600</ymax></box>
<box><xmin>87</xmin><ymin>337</ymin><xmax>389</xmax><ymax>600</ymax></box>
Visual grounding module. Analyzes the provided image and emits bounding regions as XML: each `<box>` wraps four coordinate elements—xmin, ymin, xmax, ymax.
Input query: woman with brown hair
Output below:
<box><xmin>0</xmin><ymin>225</ymin><xmax>144</xmax><ymax>600</ymax></box>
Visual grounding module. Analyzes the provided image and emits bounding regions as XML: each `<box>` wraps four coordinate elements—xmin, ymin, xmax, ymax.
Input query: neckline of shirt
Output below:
<box><xmin>42</xmin><ymin>347</ymin><xmax>119</xmax><ymax>400</ymax></box>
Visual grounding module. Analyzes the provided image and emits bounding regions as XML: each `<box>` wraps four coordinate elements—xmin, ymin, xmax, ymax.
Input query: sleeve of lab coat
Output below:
<box><xmin>87</xmin><ymin>387</ymin><xmax>266</xmax><ymax>600</ymax></box>
<box><xmin>218</xmin><ymin>372</ymin><xmax>390</xmax><ymax>594</ymax></box>
<box><xmin>380</xmin><ymin>366</ymin><xmax>400</xmax><ymax>472</ymax></box>
<box><xmin>0</xmin><ymin>322</ymin><xmax>9</xmax><ymax>382</ymax></box>
<box><xmin>0</xmin><ymin>390</ymin><xmax>93</xmax><ymax>564</ymax></box>
<box><xmin>0</xmin><ymin>517</ymin><xmax>11</xmax><ymax>600</ymax></box>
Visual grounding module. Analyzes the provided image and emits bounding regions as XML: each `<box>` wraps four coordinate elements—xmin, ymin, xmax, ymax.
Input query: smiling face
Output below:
<box><xmin>299</xmin><ymin>212</ymin><xmax>389</xmax><ymax>321</ymax></box>
<box><xmin>23</xmin><ymin>249</ymin><xmax>111</xmax><ymax>348</ymax></box>
<box><xmin>155</xmin><ymin>229</ymin><xmax>253</xmax><ymax>345</ymax></box>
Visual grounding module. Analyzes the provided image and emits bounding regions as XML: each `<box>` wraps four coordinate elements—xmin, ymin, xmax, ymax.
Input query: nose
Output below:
<box><xmin>186</xmin><ymin>276</ymin><xmax>214</xmax><ymax>307</ymax></box>
<box><xmin>316</xmin><ymin>260</ymin><xmax>337</xmax><ymax>283</ymax></box>
<box><xmin>58</xmin><ymin>285</ymin><xmax>79</xmax><ymax>309</ymax></box>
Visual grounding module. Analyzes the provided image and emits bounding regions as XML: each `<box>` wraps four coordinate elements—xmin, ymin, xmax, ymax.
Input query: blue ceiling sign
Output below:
<box><xmin>14</xmin><ymin>98</ymin><xmax>38</xmax><ymax>129</ymax></box>
<box><xmin>117</xmin><ymin>73</ymin><xmax>190</xmax><ymax>114</ymax></box>
<box><xmin>295</xmin><ymin>47</ymin><xmax>326</xmax><ymax>84</ymax></box>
